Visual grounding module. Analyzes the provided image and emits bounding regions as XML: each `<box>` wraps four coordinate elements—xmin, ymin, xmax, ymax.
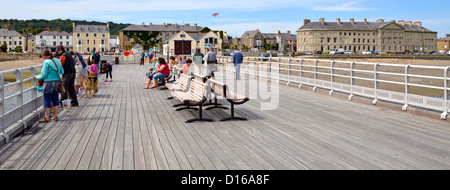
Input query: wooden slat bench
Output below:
<box><xmin>172</xmin><ymin>78</ymin><xmax>213</xmax><ymax>123</ymax></box>
<box><xmin>166</xmin><ymin>73</ymin><xmax>191</xmax><ymax>100</ymax></box>
<box><xmin>206</xmin><ymin>78</ymin><xmax>249</xmax><ymax>121</ymax></box>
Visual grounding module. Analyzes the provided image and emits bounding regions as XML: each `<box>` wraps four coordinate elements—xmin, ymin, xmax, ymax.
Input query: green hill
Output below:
<box><xmin>0</xmin><ymin>19</ymin><xmax>130</xmax><ymax>35</ymax></box>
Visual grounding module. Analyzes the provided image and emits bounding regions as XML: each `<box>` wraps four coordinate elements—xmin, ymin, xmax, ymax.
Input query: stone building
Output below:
<box><xmin>162</xmin><ymin>30</ymin><xmax>222</xmax><ymax>56</ymax></box>
<box><xmin>437</xmin><ymin>34</ymin><xmax>450</xmax><ymax>51</ymax></box>
<box><xmin>36</xmin><ymin>31</ymin><xmax>73</xmax><ymax>52</ymax></box>
<box><xmin>119</xmin><ymin>22</ymin><xmax>210</xmax><ymax>51</ymax></box>
<box><xmin>296</xmin><ymin>18</ymin><xmax>437</xmax><ymax>53</ymax></box>
<box><xmin>0</xmin><ymin>28</ymin><xmax>25</xmax><ymax>52</ymax></box>
<box><xmin>72</xmin><ymin>23</ymin><xmax>110</xmax><ymax>53</ymax></box>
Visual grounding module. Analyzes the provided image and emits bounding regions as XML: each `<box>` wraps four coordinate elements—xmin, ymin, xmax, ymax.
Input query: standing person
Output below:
<box><xmin>203</xmin><ymin>47</ymin><xmax>217</xmax><ymax>78</ymax></box>
<box><xmin>33</xmin><ymin>50</ymin><xmax>64</xmax><ymax>122</ymax></box>
<box><xmin>57</xmin><ymin>46</ymin><xmax>79</xmax><ymax>107</ymax></box>
<box><xmin>148</xmin><ymin>51</ymin><xmax>154</xmax><ymax>64</ymax></box>
<box><xmin>94</xmin><ymin>51</ymin><xmax>101</xmax><ymax>72</ymax></box>
<box><xmin>193</xmin><ymin>48</ymin><xmax>204</xmax><ymax>74</ymax></box>
<box><xmin>75</xmin><ymin>51</ymin><xmax>87</xmax><ymax>91</ymax></box>
<box><xmin>232</xmin><ymin>50</ymin><xmax>244</xmax><ymax>80</ymax></box>
<box><xmin>140</xmin><ymin>51</ymin><xmax>145</xmax><ymax>65</ymax></box>
<box><xmin>69</xmin><ymin>51</ymin><xmax>82</xmax><ymax>95</ymax></box>
<box><xmin>103</xmin><ymin>62</ymin><xmax>113</xmax><ymax>82</ymax></box>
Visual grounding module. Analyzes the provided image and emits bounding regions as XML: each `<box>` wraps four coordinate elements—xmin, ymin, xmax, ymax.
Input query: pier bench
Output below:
<box><xmin>172</xmin><ymin>78</ymin><xmax>213</xmax><ymax>123</ymax></box>
<box><xmin>206</xmin><ymin>78</ymin><xmax>249</xmax><ymax>121</ymax></box>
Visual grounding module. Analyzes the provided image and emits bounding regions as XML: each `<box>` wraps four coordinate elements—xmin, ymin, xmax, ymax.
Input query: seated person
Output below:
<box><xmin>182</xmin><ymin>58</ymin><xmax>193</xmax><ymax>77</ymax></box>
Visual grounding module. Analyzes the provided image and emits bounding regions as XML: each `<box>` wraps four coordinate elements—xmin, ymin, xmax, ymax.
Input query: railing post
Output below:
<box><xmin>277</xmin><ymin>58</ymin><xmax>281</xmax><ymax>84</ymax></box>
<box><xmin>349</xmin><ymin>62</ymin><xmax>355</xmax><ymax>101</ymax></box>
<box><xmin>299</xmin><ymin>59</ymin><xmax>304</xmax><ymax>89</ymax></box>
<box><xmin>441</xmin><ymin>66</ymin><xmax>449</xmax><ymax>120</ymax></box>
<box><xmin>253</xmin><ymin>57</ymin><xmax>256</xmax><ymax>78</ymax></box>
<box><xmin>246</xmin><ymin>57</ymin><xmax>250</xmax><ymax>77</ymax></box>
<box><xmin>313</xmin><ymin>60</ymin><xmax>318</xmax><ymax>92</ymax></box>
<box><xmin>287</xmin><ymin>58</ymin><xmax>291</xmax><ymax>86</ymax></box>
<box><xmin>0</xmin><ymin>73</ymin><xmax>7</xmax><ymax>143</ymax></box>
<box><xmin>268</xmin><ymin>57</ymin><xmax>272</xmax><ymax>81</ymax></box>
<box><xmin>372</xmin><ymin>63</ymin><xmax>379</xmax><ymax>105</ymax></box>
<box><xmin>330</xmin><ymin>61</ymin><xmax>335</xmax><ymax>96</ymax></box>
<box><xmin>402</xmin><ymin>64</ymin><xmax>411</xmax><ymax>111</ymax></box>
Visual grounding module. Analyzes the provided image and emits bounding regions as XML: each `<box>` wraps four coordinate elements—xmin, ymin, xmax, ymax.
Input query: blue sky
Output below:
<box><xmin>2</xmin><ymin>0</ymin><xmax>450</xmax><ymax>38</ymax></box>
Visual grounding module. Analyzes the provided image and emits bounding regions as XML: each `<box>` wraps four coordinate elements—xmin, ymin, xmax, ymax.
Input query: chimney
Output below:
<box><xmin>72</xmin><ymin>22</ymin><xmax>75</xmax><ymax>28</ymax></box>
<box><xmin>107</xmin><ymin>22</ymin><xmax>109</xmax><ymax>29</ymax></box>
<box><xmin>319</xmin><ymin>18</ymin><xmax>325</xmax><ymax>25</ymax></box>
<box><xmin>398</xmin><ymin>20</ymin><xmax>405</xmax><ymax>25</ymax></box>
<box><xmin>364</xmin><ymin>18</ymin><xmax>367</xmax><ymax>23</ymax></box>
<box><xmin>350</xmin><ymin>18</ymin><xmax>355</xmax><ymax>24</ymax></box>
<box><xmin>149</xmin><ymin>22</ymin><xmax>152</xmax><ymax>25</ymax></box>
<box><xmin>194</xmin><ymin>23</ymin><xmax>197</xmax><ymax>27</ymax></box>
<box><xmin>163</xmin><ymin>23</ymin><xmax>166</xmax><ymax>27</ymax></box>
<box><xmin>377</xmin><ymin>19</ymin><xmax>384</xmax><ymax>23</ymax></box>
<box><xmin>174</xmin><ymin>23</ymin><xmax>178</xmax><ymax>26</ymax></box>
<box><xmin>336</xmin><ymin>18</ymin><xmax>341</xmax><ymax>25</ymax></box>
<box><xmin>287</xmin><ymin>30</ymin><xmax>291</xmax><ymax>35</ymax></box>
<box><xmin>304</xmin><ymin>19</ymin><xmax>311</xmax><ymax>26</ymax></box>
<box><xmin>142</xmin><ymin>22</ymin><xmax>145</xmax><ymax>26</ymax></box>
<box><xmin>185</xmin><ymin>24</ymin><xmax>190</xmax><ymax>26</ymax></box>
<box><xmin>414</xmin><ymin>21</ymin><xmax>422</xmax><ymax>28</ymax></box>
<box><xmin>406</xmin><ymin>21</ymin><xmax>412</xmax><ymax>26</ymax></box>
<box><xmin>390</xmin><ymin>20</ymin><xmax>396</xmax><ymax>23</ymax></box>
<box><xmin>447</xmin><ymin>34</ymin><xmax>450</xmax><ymax>38</ymax></box>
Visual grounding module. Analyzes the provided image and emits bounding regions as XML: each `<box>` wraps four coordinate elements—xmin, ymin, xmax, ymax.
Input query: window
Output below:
<box><xmin>102</xmin><ymin>34</ymin><xmax>105</xmax><ymax>38</ymax></box>
<box><xmin>78</xmin><ymin>40</ymin><xmax>81</xmax><ymax>45</ymax></box>
<box><xmin>205</xmin><ymin>38</ymin><xmax>208</xmax><ymax>43</ymax></box>
<box><xmin>334</xmin><ymin>38</ymin><xmax>337</xmax><ymax>43</ymax></box>
<box><xmin>87</xmin><ymin>39</ymin><xmax>90</xmax><ymax>44</ymax></box>
<box><xmin>53</xmin><ymin>36</ymin><xmax>56</xmax><ymax>39</ymax></box>
<box><xmin>93</xmin><ymin>40</ymin><xmax>96</xmax><ymax>45</ymax></box>
<box><xmin>66</xmin><ymin>36</ymin><xmax>69</xmax><ymax>39</ymax></box>
<box><xmin>66</xmin><ymin>41</ymin><xmax>69</xmax><ymax>46</ymax></box>
<box><xmin>60</xmin><ymin>41</ymin><xmax>63</xmax><ymax>46</ymax></box>
<box><xmin>19</xmin><ymin>41</ymin><xmax>22</xmax><ymax>45</ymax></box>
<box><xmin>327</xmin><ymin>38</ymin><xmax>330</xmax><ymax>43</ymax></box>
<box><xmin>214</xmin><ymin>38</ymin><xmax>218</xmax><ymax>44</ymax></box>
<box><xmin>86</xmin><ymin>33</ymin><xmax>89</xmax><ymax>37</ymax></box>
<box><xmin>94</xmin><ymin>33</ymin><xmax>97</xmax><ymax>37</ymax></box>
<box><xmin>60</xmin><ymin>36</ymin><xmax>62</xmax><ymax>39</ymax></box>
<box><xmin>53</xmin><ymin>42</ymin><xmax>56</xmax><ymax>46</ymax></box>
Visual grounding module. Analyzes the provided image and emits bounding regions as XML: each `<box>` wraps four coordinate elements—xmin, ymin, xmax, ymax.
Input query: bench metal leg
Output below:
<box><xmin>186</xmin><ymin>103</ymin><xmax>213</xmax><ymax>123</ymax></box>
<box><xmin>176</xmin><ymin>103</ymin><xmax>199</xmax><ymax>111</ymax></box>
<box><xmin>167</xmin><ymin>96</ymin><xmax>174</xmax><ymax>100</ymax></box>
<box><xmin>205</xmin><ymin>97</ymin><xmax>228</xmax><ymax>110</ymax></box>
<box><xmin>220</xmin><ymin>103</ymin><xmax>247</xmax><ymax>121</ymax></box>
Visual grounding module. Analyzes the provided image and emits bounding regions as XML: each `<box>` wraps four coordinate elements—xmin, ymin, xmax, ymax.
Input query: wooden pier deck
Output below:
<box><xmin>1</xmin><ymin>64</ymin><xmax>449</xmax><ymax>170</ymax></box>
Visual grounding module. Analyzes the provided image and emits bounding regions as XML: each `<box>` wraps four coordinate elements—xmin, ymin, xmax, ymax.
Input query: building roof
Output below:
<box><xmin>73</xmin><ymin>25</ymin><xmax>109</xmax><ymax>33</ymax></box>
<box><xmin>37</xmin><ymin>31</ymin><xmax>71</xmax><ymax>36</ymax></box>
<box><xmin>438</xmin><ymin>34</ymin><xmax>450</xmax><ymax>41</ymax></box>
<box><xmin>121</xmin><ymin>23</ymin><xmax>206</xmax><ymax>33</ymax></box>
<box><xmin>0</xmin><ymin>29</ymin><xmax>23</xmax><ymax>37</ymax></box>
<box><xmin>262</xmin><ymin>33</ymin><xmax>277</xmax><ymax>39</ymax></box>
<box><xmin>132</xmin><ymin>43</ymin><xmax>143</xmax><ymax>48</ymax></box>
<box><xmin>241</xmin><ymin>29</ymin><xmax>261</xmax><ymax>38</ymax></box>
<box><xmin>299</xmin><ymin>20</ymin><xmax>435</xmax><ymax>33</ymax></box>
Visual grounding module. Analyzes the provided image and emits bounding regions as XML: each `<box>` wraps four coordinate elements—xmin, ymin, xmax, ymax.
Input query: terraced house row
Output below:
<box><xmin>296</xmin><ymin>18</ymin><xmax>438</xmax><ymax>53</ymax></box>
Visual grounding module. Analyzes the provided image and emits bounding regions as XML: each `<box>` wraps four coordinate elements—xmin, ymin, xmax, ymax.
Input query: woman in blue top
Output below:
<box><xmin>33</xmin><ymin>50</ymin><xmax>65</xmax><ymax>122</ymax></box>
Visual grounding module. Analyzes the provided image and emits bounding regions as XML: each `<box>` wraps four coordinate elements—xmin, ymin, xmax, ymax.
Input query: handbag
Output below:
<box><xmin>51</xmin><ymin>59</ymin><xmax>66</xmax><ymax>93</ymax></box>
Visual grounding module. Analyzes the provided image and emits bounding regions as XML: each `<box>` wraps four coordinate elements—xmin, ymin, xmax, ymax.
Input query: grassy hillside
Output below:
<box><xmin>0</xmin><ymin>19</ymin><xmax>130</xmax><ymax>35</ymax></box>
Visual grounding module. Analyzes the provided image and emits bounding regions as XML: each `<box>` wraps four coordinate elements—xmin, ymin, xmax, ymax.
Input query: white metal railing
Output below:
<box><xmin>0</xmin><ymin>65</ymin><xmax>43</xmax><ymax>143</ymax></box>
<box><xmin>218</xmin><ymin>56</ymin><xmax>450</xmax><ymax>119</ymax></box>
<box><xmin>116</xmin><ymin>54</ymin><xmax>141</xmax><ymax>64</ymax></box>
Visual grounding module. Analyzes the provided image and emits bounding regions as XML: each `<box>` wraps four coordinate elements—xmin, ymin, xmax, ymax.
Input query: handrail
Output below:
<box><xmin>218</xmin><ymin>56</ymin><xmax>450</xmax><ymax>120</ymax></box>
<box><xmin>1</xmin><ymin>65</ymin><xmax>43</xmax><ymax>143</ymax></box>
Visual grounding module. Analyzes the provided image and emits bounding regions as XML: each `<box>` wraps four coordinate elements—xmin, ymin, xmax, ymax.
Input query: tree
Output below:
<box><xmin>0</xmin><ymin>43</ymin><xmax>7</xmax><ymax>52</ymax></box>
<box><xmin>12</xmin><ymin>45</ymin><xmax>22</xmax><ymax>53</ymax></box>
<box><xmin>126</xmin><ymin>31</ymin><xmax>160</xmax><ymax>51</ymax></box>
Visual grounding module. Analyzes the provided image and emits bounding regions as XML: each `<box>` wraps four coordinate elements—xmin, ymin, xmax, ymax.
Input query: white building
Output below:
<box><xmin>36</xmin><ymin>31</ymin><xmax>73</xmax><ymax>52</ymax></box>
<box><xmin>109</xmin><ymin>35</ymin><xmax>120</xmax><ymax>52</ymax></box>
<box><xmin>0</xmin><ymin>28</ymin><xmax>26</xmax><ymax>52</ymax></box>
<box><xmin>163</xmin><ymin>30</ymin><xmax>222</xmax><ymax>56</ymax></box>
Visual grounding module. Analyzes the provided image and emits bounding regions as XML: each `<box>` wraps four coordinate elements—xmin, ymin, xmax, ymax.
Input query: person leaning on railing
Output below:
<box><xmin>32</xmin><ymin>50</ymin><xmax>65</xmax><ymax>122</ymax></box>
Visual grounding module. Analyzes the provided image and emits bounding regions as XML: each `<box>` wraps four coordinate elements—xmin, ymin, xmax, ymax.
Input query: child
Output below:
<box><xmin>89</xmin><ymin>59</ymin><xmax>98</xmax><ymax>83</ymax></box>
<box><xmin>37</xmin><ymin>79</ymin><xmax>44</xmax><ymax>92</ymax></box>
<box><xmin>103</xmin><ymin>62</ymin><xmax>113</xmax><ymax>82</ymax></box>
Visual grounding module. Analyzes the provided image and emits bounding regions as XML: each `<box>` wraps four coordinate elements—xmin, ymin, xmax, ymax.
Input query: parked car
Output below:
<box><xmin>315</xmin><ymin>50</ymin><xmax>323</xmax><ymax>54</ymax></box>
<box><xmin>302</xmin><ymin>51</ymin><xmax>314</xmax><ymax>55</ymax></box>
<box><xmin>344</xmin><ymin>50</ymin><xmax>353</xmax><ymax>55</ymax></box>
<box><xmin>362</xmin><ymin>50</ymin><xmax>372</xmax><ymax>55</ymax></box>
<box><xmin>426</xmin><ymin>51</ymin><xmax>435</xmax><ymax>54</ymax></box>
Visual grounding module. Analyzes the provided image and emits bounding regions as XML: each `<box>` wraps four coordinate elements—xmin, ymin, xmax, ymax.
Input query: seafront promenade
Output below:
<box><xmin>0</xmin><ymin>63</ymin><xmax>449</xmax><ymax>170</ymax></box>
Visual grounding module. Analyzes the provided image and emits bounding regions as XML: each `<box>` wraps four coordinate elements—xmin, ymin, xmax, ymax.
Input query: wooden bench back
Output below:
<box><xmin>208</xmin><ymin>79</ymin><xmax>227</xmax><ymax>98</ymax></box>
<box><xmin>193</xmin><ymin>73</ymin><xmax>207</xmax><ymax>83</ymax></box>
<box><xmin>178</xmin><ymin>74</ymin><xmax>191</xmax><ymax>91</ymax></box>
<box><xmin>188</xmin><ymin>79</ymin><xmax>207</xmax><ymax>101</ymax></box>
